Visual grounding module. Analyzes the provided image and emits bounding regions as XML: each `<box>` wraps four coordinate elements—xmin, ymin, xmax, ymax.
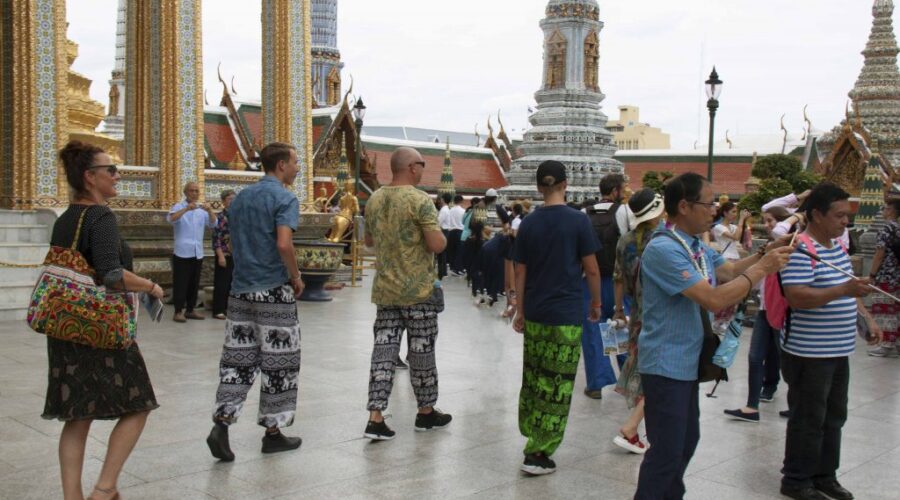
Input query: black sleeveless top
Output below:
<box><xmin>50</xmin><ymin>204</ymin><xmax>133</xmax><ymax>287</ymax></box>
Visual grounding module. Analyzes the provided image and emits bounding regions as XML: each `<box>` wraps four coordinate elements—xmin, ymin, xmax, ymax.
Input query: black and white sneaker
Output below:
<box><xmin>261</xmin><ymin>431</ymin><xmax>302</xmax><ymax>454</ymax></box>
<box><xmin>759</xmin><ymin>387</ymin><xmax>776</xmax><ymax>402</ymax></box>
<box><xmin>364</xmin><ymin>420</ymin><xmax>396</xmax><ymax>441</ymax></box>
<box><xmin>521</xmin><ymin>453</ymin><xmax>556</xmax><ymax>475</ymax></box>
<box><xmin>414</xmin><ymin>409</ymin><xmax>452</xmax><ymax>431</ymax></box>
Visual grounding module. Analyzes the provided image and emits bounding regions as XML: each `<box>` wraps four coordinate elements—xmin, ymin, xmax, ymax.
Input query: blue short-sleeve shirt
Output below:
<box><xmin>638</xmin><ymin>228</ymin><xmax>726</xmax><ymax>381</ymax></box>
<box><xmin>228</xmin><ymin>176</ymin><xmax>300</xmax><ymax>294</ymax></box>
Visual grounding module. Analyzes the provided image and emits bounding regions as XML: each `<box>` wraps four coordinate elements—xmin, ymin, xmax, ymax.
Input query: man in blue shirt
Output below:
<box><xmin>206</xmin><ymin>142</ymin><xmax>305</xmax><ymax>462</ymax></box>
<box><xmin>779</xmin><ymin>183</ymin><xmax>878</xmax><ymax>500</ymax></box>
<box><xmin>512</xmin><ymin>160</ymin><xmax>601</xmax><ymax>476</ymax></box>
<box><xmin>167</xmin><ymin>182</ymin><xmax>216</xmax><ymax>322</ymax></box>
<box><xmin>635</xmin><ymin>173</ymin><xmax>793</xmax><ymax>499</ymax></box>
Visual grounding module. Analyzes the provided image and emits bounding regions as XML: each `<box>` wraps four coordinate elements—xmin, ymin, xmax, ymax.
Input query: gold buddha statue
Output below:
<box><xmin>326</xmin><ymin>180</ymin><xmax>360</xmax><ymax>243</ymax></box>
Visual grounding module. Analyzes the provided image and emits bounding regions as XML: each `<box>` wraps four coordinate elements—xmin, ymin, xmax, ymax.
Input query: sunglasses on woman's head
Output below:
<box><xmin>88</xmin><ymin>164</ymin><xmax>118</xmax><ymax>176</ymax></box>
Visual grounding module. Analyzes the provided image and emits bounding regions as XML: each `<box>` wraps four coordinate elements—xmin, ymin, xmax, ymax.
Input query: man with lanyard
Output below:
<box><xmin>635</xmin><ymin>173</ymin><xmax>793</xmax><ymax>499</ymax></box>
<box><xmin>779</xmin><ymin>182</ymin><xmax>879</xmax><ymax>500</ymax></box>
<box><xmin>582</xmin><ymin>174</ymin><xmax>631</xmax><ymax>399</ymax></box>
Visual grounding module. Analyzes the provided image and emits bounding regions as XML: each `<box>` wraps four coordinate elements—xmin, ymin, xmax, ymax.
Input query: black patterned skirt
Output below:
<box><xmin>42</xmin><ymin>337</ymin><xmax>159</xmax><ymax>421</ymax></box>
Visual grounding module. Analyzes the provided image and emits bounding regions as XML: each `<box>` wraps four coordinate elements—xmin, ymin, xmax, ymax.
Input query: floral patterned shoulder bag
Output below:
<box><xmin>26</xmin><ymin>207</ymin><xmax>138</xmax><ymax>349</ymax></box>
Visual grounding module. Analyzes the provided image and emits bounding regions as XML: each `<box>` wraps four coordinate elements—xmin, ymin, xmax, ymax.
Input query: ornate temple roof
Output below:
<box><xmin>843</xmin><ymin>0</ymin><xmax>900</xmax><ymax>164</ymax></box>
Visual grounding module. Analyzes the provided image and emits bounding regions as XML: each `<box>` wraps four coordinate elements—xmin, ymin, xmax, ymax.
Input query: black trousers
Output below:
<box><xmin>213</xmin><ymin>255</ymin><xmax>233</xmax><ymax>316</ymax></box>
<box><xmin>447</xmin><ymin>229</ymin><xmax>463</xmax><ymax>273</ymax></box>
<box><xmin>436</xmin><ymin>229</ymin><xmax>449</xmax><ymax>280</ymax></box>
<box><xmin>635</xmin><ymin>374</ymin><xmax>700</xmax><ymax>500</ymax></box>
<box><xmin>172</xmin><ymin>255</ymin><xmax>203</xmax><ymax>313</ymax></box>
<box><xmin>780</xmin><ymin>352</ymin><xmax>849</xmax><ymax>489</ymax></box>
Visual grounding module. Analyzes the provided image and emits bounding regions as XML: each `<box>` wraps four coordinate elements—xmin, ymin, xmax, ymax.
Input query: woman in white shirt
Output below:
<box><xmin>712</xmin><ymin>202</ymin><xmax>750</xmax><ymax>261</ymax></box>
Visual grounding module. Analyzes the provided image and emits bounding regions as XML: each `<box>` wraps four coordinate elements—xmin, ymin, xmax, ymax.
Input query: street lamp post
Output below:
<box><xmin>705</xmin><ymin>67</ymin><xmax>723</xmax><ymax>183</ymax></box>
<box><xmin>352</xmin><ymin>97</ymin><xmax>366</xmax><ymax>195</ymax></box>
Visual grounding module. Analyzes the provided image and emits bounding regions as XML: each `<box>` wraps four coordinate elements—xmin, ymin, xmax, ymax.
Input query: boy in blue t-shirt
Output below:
<box><xmin>512</xmin><ymin>160</ymin><xmax>601</xmax><ymax>475</ymax></box>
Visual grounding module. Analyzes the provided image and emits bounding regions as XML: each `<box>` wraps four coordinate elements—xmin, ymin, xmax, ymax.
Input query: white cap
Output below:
<box><xmin>485</xmin><ymin>188</ymin><xmax>498</xmax><ymax>197</ymax></box>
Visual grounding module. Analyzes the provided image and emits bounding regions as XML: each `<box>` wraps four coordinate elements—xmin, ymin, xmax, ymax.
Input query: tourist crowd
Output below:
<box><xmin>35</xmin><ymin>140</ymin><xmax>900</xmax><ymax>500</ymax></box>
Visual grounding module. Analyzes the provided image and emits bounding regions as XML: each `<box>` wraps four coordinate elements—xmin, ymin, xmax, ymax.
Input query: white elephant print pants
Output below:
<box><xmin>213</xmin><ymin>284</ymin><xmax>300</xmax><ymax>429</ymax></box>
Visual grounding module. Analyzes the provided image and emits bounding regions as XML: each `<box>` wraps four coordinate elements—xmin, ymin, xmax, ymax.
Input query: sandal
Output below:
<box><xmin>88</xmin><ymin>486</ymin><xmax>119</xmax><ymax>500</ymax></box>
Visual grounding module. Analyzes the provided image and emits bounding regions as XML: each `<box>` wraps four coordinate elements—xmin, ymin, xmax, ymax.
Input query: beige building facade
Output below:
<box><xmin>608</xmin><ymin>105</ymin><xmax>671</xmax><ymax>150</ymax></box>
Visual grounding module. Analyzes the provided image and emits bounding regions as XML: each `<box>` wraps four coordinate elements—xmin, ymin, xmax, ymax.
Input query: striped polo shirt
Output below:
<box><xmin>780</xmin><ymin>237</ymin><xmax>857</xmax><ymax>358</ymax></box>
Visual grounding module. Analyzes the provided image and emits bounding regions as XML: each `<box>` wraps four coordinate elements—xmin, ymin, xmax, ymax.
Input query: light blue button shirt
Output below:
<box><xmin>167</xmin><ymin>200</ymin><xmax>214</xmax><ymax>259</ymax></box>
<box><xmin>638</xmin><ymin>228</ymin><xmax>725</xmax><ymax>381</ymax></box>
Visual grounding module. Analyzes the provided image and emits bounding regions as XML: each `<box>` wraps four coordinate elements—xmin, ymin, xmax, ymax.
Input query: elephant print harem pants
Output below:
<box><xmin>213</xmin><ymin>284</ymin><xmax>301</xmax><ymax>429</ymax></box>
<box><xmin>367</xmin><ymin>303</ymin><xmax>440</xmax><ymax>411</ymax></box>
<box><xmin>519</xmin><ymin>321</ymin><xmax>582</xmax><ymax>456</ymax></box>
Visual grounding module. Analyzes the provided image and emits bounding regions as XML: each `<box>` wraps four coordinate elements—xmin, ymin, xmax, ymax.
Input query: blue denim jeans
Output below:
<box><xmin>635</xmin><ymin>374</ymin><xmax>700</xmax><ymax>500</ymax></box>
<box><xmin>746</xmin><ymin>310</ymin><xmax>781</xmax><ymax>409</ymax></box>
<box><xmin>581</xmin><ymin>277</ymin><xmax>626</xmax><ymax>391</ymax></box>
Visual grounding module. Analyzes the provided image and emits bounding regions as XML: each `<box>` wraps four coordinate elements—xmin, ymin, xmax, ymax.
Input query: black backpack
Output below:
<box><xmin>587</xmin><ymin>202</ymin><xmax>621</xmax><ymax>276</ymax></box>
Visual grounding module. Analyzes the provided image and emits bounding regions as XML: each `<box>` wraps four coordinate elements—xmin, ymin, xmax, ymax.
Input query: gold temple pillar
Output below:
<box><xmin>0</xmin><ymin>0</ymin><xmax>69</xmax><ymax>209</ymax></box>
<box><xmin>261</xmin><ymin>0</ymin><xmax>313</xmax><ymax>202</ymax></box>
<box><xmin>125</xmin><ymin>0</ymin><xmax>204</xmax><ymax>208</ymax></box>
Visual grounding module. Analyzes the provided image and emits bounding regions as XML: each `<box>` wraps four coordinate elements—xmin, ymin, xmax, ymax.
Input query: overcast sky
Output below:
<box><xmin>66</xmin><ymin>0</ymin><xmax>892</xmax><ymax>149</ymax></box>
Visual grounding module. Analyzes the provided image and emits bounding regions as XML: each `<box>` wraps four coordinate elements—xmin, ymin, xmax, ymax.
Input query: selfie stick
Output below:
<box><xmin>794</xmin><ymin>247</ymin><xmax>900</xmax><ymax>303</ymax></box>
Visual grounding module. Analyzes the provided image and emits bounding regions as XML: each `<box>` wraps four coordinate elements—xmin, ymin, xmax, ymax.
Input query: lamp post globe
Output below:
<box><xmin>352</xmin><ymin>97</ymin><xmax>366</xmax><ymax>194</ymax></box>
<box><xmin>705</xmin><ymin>68</ymin><xmax>723</xmax><ymax>184</ymax></box>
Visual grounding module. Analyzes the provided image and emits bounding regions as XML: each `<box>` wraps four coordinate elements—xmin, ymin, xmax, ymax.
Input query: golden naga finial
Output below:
<box><xmin>725</xmin><ymin>129</ymin><xmax>733</xmax><ymax>149</ymax></box>
<box><xmin>802</xmin><ymin>104</ymin><xmax>812</xmax><ymax>140</ymax></box>
<box><xmin>204</xmin><ymin>88</ymin><xmax>208</xmax><ymax>106</ymax></box>
<box><xmin>342</xmin><ymin>74</ymin><xmax>354</xmax><ymax>106</ymax></box>
<box><xmin>217</xmin><ymin>62</ymin><xmax>229</xmax><ymax>100</ymax></box>
<box><xmin>231</xmin><ymin>76</ymin><xmax>238</xmax><ymax>95</ymax></box>
<box><xmin>474</xmin><ymin>123</ymin><xmax>481</xmax><ymax>146</ymax></box>
<box><xmin>780</xmin><ymin>114</ymin><xmax>788</xmax><ymax>154</ymax></box>
<box><xmin>486</xmin><ymin>116</ymin><xmax>495</xmax><ymax>138</ymax></box>
<box><xmin>497</xmin><ymin>110</ymin><xmax>506</xmax><ymax>133</ymax></box>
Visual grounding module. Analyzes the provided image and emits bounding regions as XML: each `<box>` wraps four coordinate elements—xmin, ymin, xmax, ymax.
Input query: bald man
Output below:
<box><xmin>167</xmin><ymin>181</ymin><xmax>216</xmax><ymax>322</ymax></box>
<box><xmin>362</xmin><ymin>147</ymin><xmax>451</xmax><ymax>440</ymax></box>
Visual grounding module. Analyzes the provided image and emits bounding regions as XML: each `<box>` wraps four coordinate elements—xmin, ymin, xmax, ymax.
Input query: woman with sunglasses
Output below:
<box><xmin>44</xmin><ymin>141</ymin><xmax>164</xmax><ymax>500</ymax></box>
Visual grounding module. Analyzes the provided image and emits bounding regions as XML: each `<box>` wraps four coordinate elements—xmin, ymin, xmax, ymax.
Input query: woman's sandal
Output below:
<box><xmin>88</xmin><ymin>486</ymin><xmax>119</xmax><ymax>500</ymax></box>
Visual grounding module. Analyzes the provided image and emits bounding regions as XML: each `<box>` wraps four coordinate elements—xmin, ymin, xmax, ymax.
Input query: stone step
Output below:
<box><xmin>0</xmin><ymin>243</ymin><xmax>49</xmax><ymax>264</ymax></box>
<box><xmin>0</xmin><ymin>209</ymin><xmax>39</xmax><ymax>225</ymax></box>
<box><xmin>0</xmin><ymin>281</ymin><xmax>35</xmax><ymax>309</ymax></box>
<box><xmin>0</xmin><ymin>305</ymin><xmax>27</xmax><ymax>322</ymax></box>
<box><xmin>0</xmin><ymin>266</ymin><xmax>42</xmax><ymax>284</ymax></box>
<box><xmin>0</xmin><ymin>224</ymin><xmax>50</xmax><ymax>244</ymax></box>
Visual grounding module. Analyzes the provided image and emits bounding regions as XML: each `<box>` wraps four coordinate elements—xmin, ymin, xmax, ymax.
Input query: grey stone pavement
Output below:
<box><xmin>1</xmin><ymin>274</ymin><xmax>899</xmax><ymax>500</ymax></box>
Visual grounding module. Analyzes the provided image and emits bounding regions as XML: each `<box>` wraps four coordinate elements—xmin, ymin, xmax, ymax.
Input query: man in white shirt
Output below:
<box><xmin>447</xmin><ymin>194</ymin><xmax>466</xmax><ymax>275</ymax></box>
<box><xmin>167</xmin><ymin>182</ymin><xmax>216</xmax><ymax>322</ymax></box>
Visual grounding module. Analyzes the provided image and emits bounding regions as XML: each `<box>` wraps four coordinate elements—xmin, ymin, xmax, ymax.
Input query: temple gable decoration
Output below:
<box><xmin>584</xmin><ymin>30</ymin><xmax>599</xmax><ymax>92</ymax></box>
<box><xmin>546</xmin><ymin>30</ymin><xmax>567</xmax><ymax>90</ymax></box>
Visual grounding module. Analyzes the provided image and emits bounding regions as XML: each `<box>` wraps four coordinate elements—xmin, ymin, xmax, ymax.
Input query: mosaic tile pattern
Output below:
<box><xmin>149</xmin><ymin>1</ymin><xmax>161</xmax><ymax>168</ymax></box>
<box><xmin>117</xmin><ymin>179</ymin><xmax>155</xmax><ymax>199</ymax></box>
<box><xmin>176</xmin><ymin>0</ymin><xmax>202</xmax><ymax>188</ymax></box>
<box><xmin>34</xmin><ymin>0</ymin><xmax>61</xmax><ymax>198</ymax></box>
<box><xmin>261</xmin><ymin>2</ymin><xmax>275</xmax><ymax>145</ymax></box>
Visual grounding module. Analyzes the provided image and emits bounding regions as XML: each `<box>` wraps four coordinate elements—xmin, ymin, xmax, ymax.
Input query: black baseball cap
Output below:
<box><xmin>536</xmin><ymin>160</ymin><xmax>567</xmax><ymax>187</ymax></box>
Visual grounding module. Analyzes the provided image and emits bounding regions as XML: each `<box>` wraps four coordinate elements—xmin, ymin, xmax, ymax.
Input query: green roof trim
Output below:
<box><xmin>203</xmin><ymin>112</ymin><xmax>230</xmax><ymax>126</ymax></box>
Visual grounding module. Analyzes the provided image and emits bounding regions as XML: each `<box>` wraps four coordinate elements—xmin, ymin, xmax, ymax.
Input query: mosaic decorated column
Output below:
<box><xmin>125</xmin><ymin>0</ymin><xmax>204</xmax><ymax>208</ymax></box>
<box><xmin>0</xmin><ymin>0</ymin><xmax>68</xmax><ymax>209</ymax></box>
<box><xmin>261</xmin><ymin>0</ymin><xmax>313</xmax><ymax>202</ymax></box>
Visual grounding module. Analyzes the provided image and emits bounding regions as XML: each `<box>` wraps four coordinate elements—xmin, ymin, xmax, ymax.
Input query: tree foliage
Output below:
<box><xmin>642</xmin><ymin>170</ymin><xmax>674</xmax><ymax>194</ymax></box>
<box><xmin>739</xmin><ymin>154</ymin><xmax>822</xmax><ymax>213</ymax></box>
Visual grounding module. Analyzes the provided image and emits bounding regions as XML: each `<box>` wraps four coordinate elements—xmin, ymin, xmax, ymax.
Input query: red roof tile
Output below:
<box><xmin>622</xmin><ymin>161</ymin><xmax>752</xmax><ymax>196</ymax></box>
<box><xmin>204</xmin><ymin>120</ymin><xmax>239</xmax><ymax>168</ymax></box>
<box><xmin>368</xmin><ymin>147</ymin><xmax>507</xmax><ymax>192</ymax></box>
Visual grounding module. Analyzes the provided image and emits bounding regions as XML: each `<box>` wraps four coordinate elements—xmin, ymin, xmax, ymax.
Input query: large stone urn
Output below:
<box><xmin>294</xmin><ymin>212</ymin><xmax>344</xmax><ymax>302</ymax></box>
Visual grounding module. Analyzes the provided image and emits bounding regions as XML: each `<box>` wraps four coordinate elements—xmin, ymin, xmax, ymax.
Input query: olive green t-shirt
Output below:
<box><xmin>366</xmin><ymin>185</ymin><xmax>440</xmax><ymax>306</ymax></box>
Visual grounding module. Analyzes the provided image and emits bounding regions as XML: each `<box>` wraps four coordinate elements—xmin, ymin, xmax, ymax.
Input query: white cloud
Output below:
<box><xmin>66</xmin><ymin>0</ymin><xmax>892</xmax><ymax>149</ymax></box>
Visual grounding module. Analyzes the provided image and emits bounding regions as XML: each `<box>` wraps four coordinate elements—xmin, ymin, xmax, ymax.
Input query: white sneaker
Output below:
<box><xmin>867</xmin><ymin>344</ymin><xmax>898</xmax><ymax>357</ymax></box>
